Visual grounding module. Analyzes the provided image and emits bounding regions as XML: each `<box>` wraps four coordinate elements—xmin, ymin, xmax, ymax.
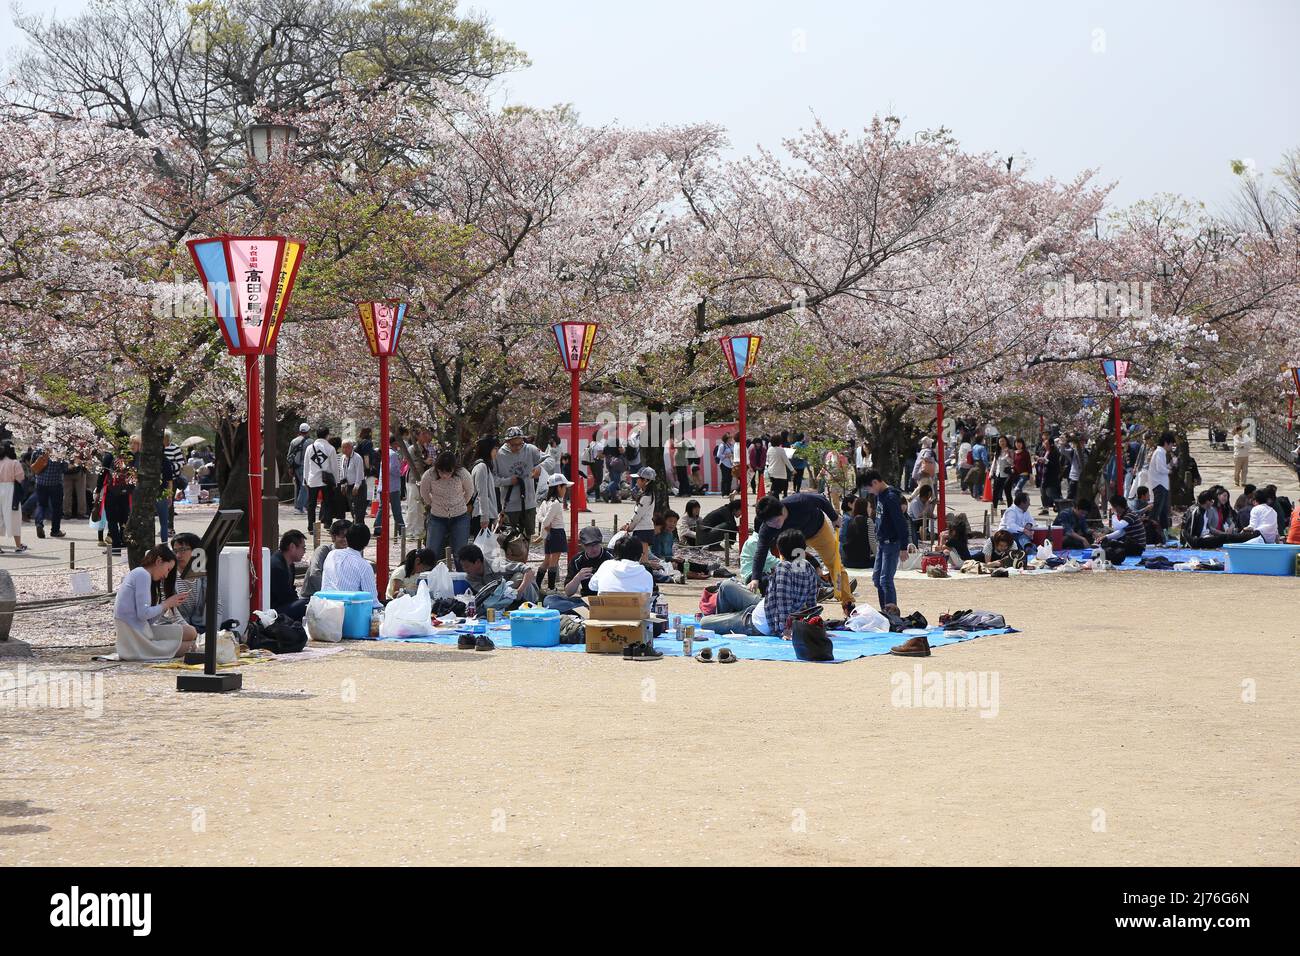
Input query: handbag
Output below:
<box><xmin>790</xmin><ymin>605</ymin><xmax>834</xmax><ymax>662</ymax></box>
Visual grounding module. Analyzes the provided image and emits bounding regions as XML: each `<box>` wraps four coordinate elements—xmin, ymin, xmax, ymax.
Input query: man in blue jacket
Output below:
<box><xmin>862</xmin><ymin>469</ymin><xmax>906</xmax><ymax>610</ymax></box>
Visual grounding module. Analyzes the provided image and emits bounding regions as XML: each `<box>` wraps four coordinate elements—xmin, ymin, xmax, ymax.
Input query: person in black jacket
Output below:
<box><xmin>695</xmin><ymin>500</ymin><xmax>741</xmax><ymax>548</ymax></box>
<box><xmin>842</xmin><ymin>497</ymin><xmax>874</xmax><ymax>569</ymax></box>
<box><xmin>271</xmin><ymin>529</ymin><xmax>309</xmax><ymax>620</ymax></box>
<box><xmin>863</xmin><ymin>470</ymin><xmax>907</xmax><ymax>611</ymax></box>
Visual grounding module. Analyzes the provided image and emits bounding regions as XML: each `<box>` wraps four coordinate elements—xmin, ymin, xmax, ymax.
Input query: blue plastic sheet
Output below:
<box><xmin>379</xmin><ymin>623</ymin><xmax>1019</xmax><ymax>663</ymax></box>
<box><xmin>1060</xmin><ymin>546</ymin><xmax>1225</xmax><ymax>571</ymax></box>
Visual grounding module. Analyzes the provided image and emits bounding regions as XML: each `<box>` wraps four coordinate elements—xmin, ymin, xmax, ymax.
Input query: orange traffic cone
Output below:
<box><xmin>982</xmin><ymin>473</ymin><xmax>993</xmax><ymax>503</ymax></box>
<box><xmin>757</xmin><ymin>474</ymin><xmax>766</xmax><ymax>497</ymax></box>
<box><xmin>573</xmin><ymin>471</ymin><xmax>589</xmax><ymax>513</ymax></box>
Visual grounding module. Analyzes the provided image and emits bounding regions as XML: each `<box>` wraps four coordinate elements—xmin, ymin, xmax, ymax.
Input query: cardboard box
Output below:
<box><xmin>585</xmin><ymin>591</ymin><xmax>653</xmax><ymax>654</ymax></box>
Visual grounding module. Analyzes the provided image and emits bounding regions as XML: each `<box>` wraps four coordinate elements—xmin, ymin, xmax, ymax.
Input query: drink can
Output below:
<box><xmin>486</xmin><ymin>607</ymin><xmax>497</xmax><ymax>623</ymax></box>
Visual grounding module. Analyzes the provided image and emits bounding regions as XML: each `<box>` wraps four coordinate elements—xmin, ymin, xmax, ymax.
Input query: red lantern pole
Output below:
<box><xmin>935</xmin><ymin>385</ymin><xmax>946</xmax><ymax>536</ymax></box>
<box><xmin>569</xmin><ymin>369</ymin><xmax>581</xmax><ymax>561</ymax></box>
<box><xmin>737</xmin><ymin>375</ymin><xmax>750</xmax><ymax>546</ymax></box>
<box><xmin>377</xmin><ymin>353</ymin><xmax>391</xmax><ymax>588</ymax></box>
<box><xmin>245</xmin><ymin>354</ymin><xmax>264</xmax><ymax>613</ymax></box>
<box><xmin>1113</xmin><ymin>395</ymin><xmax>1124</xmax><ymax>495</ymax></box>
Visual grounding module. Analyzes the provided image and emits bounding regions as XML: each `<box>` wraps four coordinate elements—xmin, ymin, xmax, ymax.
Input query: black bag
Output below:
<box><xmin>790</xmin><ymin>605</ymin><xmax>834</xmax><ymax>662</ymax></box>
<box><xmin>245</xmin><ymin>616</ymin><xmax>309</xmax><ymax>654</ymax></box>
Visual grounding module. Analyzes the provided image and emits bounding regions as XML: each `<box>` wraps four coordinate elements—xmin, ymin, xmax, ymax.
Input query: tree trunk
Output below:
<box><xmin>124</xmin><ymin>380</ymin><xmax>169</xmax><ymax>568</ymax></box>
<box><xmin>868</xmin><ymin>402</ymin><xmax>915</xmax><ymax>488</ymax></box>
<box><xmin>216</xmin><ymin>419</ymin><xmax>250</xmax><ymax>542</ymax></box>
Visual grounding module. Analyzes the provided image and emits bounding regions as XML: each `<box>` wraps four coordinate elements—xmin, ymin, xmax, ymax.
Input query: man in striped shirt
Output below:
<box><xmin>1098</xmin><ymin>494</ymin><xmax>1146</xmax><ymax>565</ymax></box>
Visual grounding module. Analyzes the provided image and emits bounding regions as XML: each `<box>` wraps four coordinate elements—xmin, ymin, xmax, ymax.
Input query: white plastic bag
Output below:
<box><xmin>380</xmin><ymin>580</ymin><xmax>435</xmax><ymax>638</ymax></box>
<box><xmin>305</xmin><ymin>595</ymin><xmax>346</xmax><ymax>642</ymax></box>
<box><xmin>845</xmin><ymin>605</ymin><xmax>891</xmax><ymax>633</ymax></box>
<box><xmin>198</xmin><ymin>629</ymin><xmax>239</xmax><ymax>664</ymax></box>
<box><xmin>1035</xmin><ymin>540</ymin><xmax>1054</xmax><ymax>563</ymax></box>
<box><xmin>474</xmin><ymin>528</ymin><xmax>505</xmax><ymax>571</ymax></box>
<box><xmin>422</xmin><ymin>563</ymin><xmax>455</xmax><ymax>601</ymax></box>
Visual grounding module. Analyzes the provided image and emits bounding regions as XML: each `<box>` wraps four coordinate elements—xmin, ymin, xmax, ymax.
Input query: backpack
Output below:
<box><xmin>1179</xmin><ymin>505</ymin><xmax>1200</xmax><ymax>545</ymax></box>
<box><xmin>289</xmin><ymin>437</ymin><xmax>306</xmax><ymax>470</ymax></box>
<box><xmin>245</xmin><ymin>616</ymin><xmax>309</xmax><ymax>654</ymax></box>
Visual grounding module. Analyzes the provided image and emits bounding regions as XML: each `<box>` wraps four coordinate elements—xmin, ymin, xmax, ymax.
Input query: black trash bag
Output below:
<box><xmin>245</xmin><ymin>615</ymin><xmax>309</xmax><ymax>654</ymax></box>
<box><xmin>790</xmin><ymin>605</ymin><xmax>834</xmax><ymax>662</ymax></box>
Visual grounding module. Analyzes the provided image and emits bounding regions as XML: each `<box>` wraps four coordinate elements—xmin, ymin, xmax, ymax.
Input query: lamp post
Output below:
<box><xmin>719</xmin><ymin>335</ymin><xmax>762</xmax><ymax>546</ymax></box>
<box><xmin>1101</xmin><ymin>359</ymin><xmax>1130</xmax><ymax>494</ymax></box>
<box><xmin>245</xmin><ymin>122</ymin><xmax>299</xmax><ymax>552</ymax></box>
<box><xmin>357</xmin><ymin>302</ymin><xmax>407</xmax><ymax>588</ymax></box>
<box><xmin>188</xmin><ymin>235</ymin><xmax>304</xmax><ymax>613</ymax></box>
<box><xmin>552</xmin><ymin>322</ymin><xmax>600</xmax><ymax>560</ymax></box>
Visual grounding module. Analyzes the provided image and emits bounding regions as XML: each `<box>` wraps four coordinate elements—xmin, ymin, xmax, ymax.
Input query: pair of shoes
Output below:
<box><xmin>13</xmin><ymin>544</ymin><xmax>28</xmax><ymax>553</ymax></box>
<box><xmin>457</xmin><ymin>633</ymin><xmax>476</xmax><ymax>649</ymax></box>
<box><xmin>51</xmin><ymin>530</ymin><xmax>66</xmax><ymax>538</ymax></box>
<box><xmin>35</xmin><ymin>526</ymin><xmax>45</xmax><ymax>539</ymax></box>
<box><xmin>622</xmin><ymin>641</ymin><xmax>663</xmax><ymax>661</ymax></box>
<box><xmin>699</xmin><ymin>647</ymin><xmax>737</xmax><ymax>663</ymax></box>
<box><xmin>890</xmin><ymin>636</ymin><xmax>931</xmax><ymax>657</ymax></box>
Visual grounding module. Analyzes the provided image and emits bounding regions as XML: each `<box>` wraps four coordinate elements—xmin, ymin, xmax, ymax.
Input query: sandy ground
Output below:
<box><xmin>1</xmin><ymin>436</ymin><xmax>1297</xmax><ymax>865</ymax></box>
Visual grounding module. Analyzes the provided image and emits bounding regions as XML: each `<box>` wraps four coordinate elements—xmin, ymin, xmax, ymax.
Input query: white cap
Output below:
<box><xmin>638</xmin><ymin>467</ymin><xmax>657</xmax><ymax>480</ymax></box>
<box><xmin>546</xmin><ymin>472</ymin><xmax>573</xmax><ymax>487</ymax></box>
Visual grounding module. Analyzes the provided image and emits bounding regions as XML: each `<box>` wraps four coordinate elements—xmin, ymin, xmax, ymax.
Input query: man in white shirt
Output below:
<box><xmin>320</xmin><ymin>523</ymin><xmax>378</xmax><ymax>602</ymax></box>
<box><xmin>590</xmin><ymin>536</ymin><xmax>654</xmax><ymax>594</ymax></box>
<box><xmin>999</xmin><ymin>491</ymin><xmax>1037</xmax><ymax>548</ymax></box>
<box><xmin>1247</xmin><ymin>489</ymin><xmax>1279</xmax><ymax>543</ymax></box>
<box><xmin>1147</xmin><ymin>431</ymin><xmax>1176</xmax><ymax>535</ymax></box>
<box><xmin>304</xmin><ymin>426</ymin><xmax>341</xmax><ymax>530</ymax></box>
<box><xmin>339</xmin><ymin>440</ymin><xmax>367</xmax><ymax>523</ymax></box>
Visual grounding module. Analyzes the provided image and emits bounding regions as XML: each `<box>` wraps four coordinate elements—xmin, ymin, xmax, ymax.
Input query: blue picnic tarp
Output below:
<box><xmin>377</xmin><ymin>622</ymin><xmax>1019</xmax><ymax>663</ymax></box>
<box><xmin>1060</xmin><ymin>546</ymin><xmax>1225</xmax><ymax>570</ymax></box>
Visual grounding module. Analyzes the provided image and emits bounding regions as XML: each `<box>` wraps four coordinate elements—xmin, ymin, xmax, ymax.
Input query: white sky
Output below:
<box><xmin>6</xmin><ymin>0</ymin><xmax>1298</xmax><ymax>212</ymax></box>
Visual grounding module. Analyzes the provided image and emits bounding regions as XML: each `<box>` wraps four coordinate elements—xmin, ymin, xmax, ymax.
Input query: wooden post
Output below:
<box><xmin>69</xmin><ymin>542</ymin><xmax>75</xmax><ymax>570</ymax></box>
<box><xmin>983</xmin><ymin>509</ymin><xmax>991</xmax><ymax>538</ymax></box>
<box><xmin>313</xmin><ymin>521</ymin><xmax>321</xmax><ymax>549</ymax></box>
<box><xmin>444</xmin><ymin>546</ymin><xmax>453</xmax><ymax>570</ymax></box>
<box><xmin>400</xmin><ymin>529</ymin><xmax>407</xmax><ymax>559</ymax></box>
<box><xmin>106</xmin><ymin>546</ymin><xmax>113</xmax><ymax>593</ymax></box>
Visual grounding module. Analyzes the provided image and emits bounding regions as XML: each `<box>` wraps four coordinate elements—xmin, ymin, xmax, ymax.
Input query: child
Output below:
<box><xmin>680</xmin><ymin>499</ymin><xmax>702</xmax><ymax>545</ymax></box>
<box><xmin>537</xmin><ymin>473</ymin><xmax>572</xmax><ymax>589</ymax></box>
<box><xmin>621</xmin><ymin>467</ymin><xmax>657</xmax><ymax>559</ymax></box>
<box><xmin>906</xmin><ymin>484</ymin><xmax>934</xmax><ymax>546</ymax></box>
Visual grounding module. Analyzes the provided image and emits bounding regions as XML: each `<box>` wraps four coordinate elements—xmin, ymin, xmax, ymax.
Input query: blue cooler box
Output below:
<box><xmin>314</xmin><ymin>591</ymin><xmax>376</xmax><ymax>639</ymax></box>
<box><xmin>510</xmin><ymin>607</ymin><xmax>561</xmax><ymax>647</ymax></box>
<box><xmin>449</xmin><ymin>572</ymin><xmax>470</xmax><ymax>595</ymax></box>
<box><xmin>1223</xmin><ymin>542</ymin><xmax>1300</xmax><ymax>576</ymax></box>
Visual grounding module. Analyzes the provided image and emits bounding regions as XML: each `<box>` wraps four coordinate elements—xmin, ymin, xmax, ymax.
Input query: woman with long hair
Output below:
<box><xmin>113</xmin><ymin>545</ymin><xmax>197</xmax><ymax>660</ymax></box>
<box><xmin>991</xmin><ymin>436</ymin><xmax>1014</xmax><ymax>508</ymax></box>
<box><xmin>0</xmin><ymin>444</ymin><xmax>27</xmax><ymax>553</ymax></box>
<box><xmin>469</xmin><ymin>436</ymin><xmax>502</xmax><ymax>536</ymax></box>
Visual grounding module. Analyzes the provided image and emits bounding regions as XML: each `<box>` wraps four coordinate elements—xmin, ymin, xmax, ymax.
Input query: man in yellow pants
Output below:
<box><xmin>748</xmin><ymin>493</ymin><xmax>854</xmax><ymax>613</ymax></box>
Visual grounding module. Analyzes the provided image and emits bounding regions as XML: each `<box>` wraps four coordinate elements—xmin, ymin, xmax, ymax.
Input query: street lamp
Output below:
<box><xmin>187</xmin><ymin>235</ymin><xmax>305</xmax><ymax>616</ymax></box>
<box><xmin>719</xmin><ymin>334</ymin><xmax>762</xmax><ymax>546</ymax></box>
<box><xmin>552</xmin><ymin>322</ymin><xmax>600</xmax><ymax>560</ymax></box>
<box><xmin>244</xmin><ymin>121</ymin><xmax>299</xmax><ymax>553</ymax></box>
<box><xmin>246</xmin><ymin>122</ymin><xmax>299</xmax><ymax>163</ymax></box>
<box><xmin>357</xmin><ymin>301</ymin><xmax>408</xmax><ymax>588</ymax></box>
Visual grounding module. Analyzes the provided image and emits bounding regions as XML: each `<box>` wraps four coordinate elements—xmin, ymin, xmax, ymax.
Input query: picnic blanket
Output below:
<box><xmin>1060</xmin><ymin>546</ymin><xmax>1225</xmax><ymax>571</ymax></box>
<box><xmin>379</xmin><ymin>623</ymin><xmax>1019</xmax><ymax>664</ymax></box>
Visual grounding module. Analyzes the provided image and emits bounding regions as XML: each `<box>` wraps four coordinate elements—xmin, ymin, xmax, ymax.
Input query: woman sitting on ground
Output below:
<box><xmin>680</xmin><ymin>500</ymin><xmax>701</xmax><ymax>545</ymax></box>
<box><xmin>389</xmin><ymin>547</ymin><xmax>439</xmax><ymax>599</ymax></box>
<box><xmin>842</xmin><ymin>497</ymin><xmax>875</xmax><ymax>569</ymax></box>
<box><xmin>168</xmin><ymin>532</ymin><xmax>208</xmax><ymax>632</ymax></box>
<box><xmin>975</xmin><ymin>529</ymin><xmax>1018</xmax><ymax>565</ymax></box>
<box><xmin>1184</xmin><ymin>490</ymin><xmax>1258</xmax><ymax>549</ymax></box>
<box><xmin>113</xmin><ymin>544</ymin><xmax>198</xmax><ymax>661</ymax></box>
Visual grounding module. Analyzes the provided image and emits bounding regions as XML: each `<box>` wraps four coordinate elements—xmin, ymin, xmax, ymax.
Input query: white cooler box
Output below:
<box><xmin>214</xmin><ymin>546</ymin><xmax>272</xmax><ymax>635</ymax></box>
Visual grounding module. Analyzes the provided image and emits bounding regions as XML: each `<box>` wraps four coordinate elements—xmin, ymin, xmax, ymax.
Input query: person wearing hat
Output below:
<box><xmin>288</xmin><ymin>423</ymin><xmax>310</xmax><ymax>514</ymax></box>
<box><xmin>536</xmin><ymin>471</ymin><xmax>573</xmax><ymax>591</ymax></box>
<box><xmin>495</xmin><ymin>426</ymin><xmax>543</xmax><ymax>538</ymax></box>
<box><xmin>620</xmin><ymin>466</ymin><xmax>658</xmax><ymax>558</ymax></box>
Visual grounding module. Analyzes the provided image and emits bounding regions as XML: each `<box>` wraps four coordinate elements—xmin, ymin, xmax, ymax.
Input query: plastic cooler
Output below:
<box><xmin>449</xmin><ymin>571</ymin><xmax>470</xmax><ymax>596</ymax></box>
<box><xmin>313</xmin><ymin>591</ymin><xmax>376</xmax><ymax>639</ymax></box>
<box><xmin>1222</xmin><ymin>542</ymin><xmax>1300</xmax><ymax>576</ymax></box>
<box><xmin>509</xmin><ymin>607</ymin><xmax>561</xmax><ymax>647</ymax></box>
<box><xmin>1031</xmin><ymin>527</ymin><xmax>1065</xmax><ymax>550</ymax></box>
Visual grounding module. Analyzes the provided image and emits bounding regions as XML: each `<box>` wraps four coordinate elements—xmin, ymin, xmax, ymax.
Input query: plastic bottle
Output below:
<box><xmin>464</xmin><ymin>588</ymin><xmax>476</xmax><ymax>620</ymax></box>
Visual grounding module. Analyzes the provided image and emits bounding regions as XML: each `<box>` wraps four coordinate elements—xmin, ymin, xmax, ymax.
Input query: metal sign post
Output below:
<box><xmin>177</xmin><ymin>510</ymin><xmax>245</xmax><ymax>694</ymax></box>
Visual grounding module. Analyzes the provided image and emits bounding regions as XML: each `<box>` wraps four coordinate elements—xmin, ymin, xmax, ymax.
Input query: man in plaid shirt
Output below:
<box><xmin>34</xmin><ymin>450</ymin><xmax>68</xmax><ymax>538</ymax></box>
<box><xmin>700</xmin><ymin>529</ymin><xmax>820</xmax><ymax>637</ymax></box>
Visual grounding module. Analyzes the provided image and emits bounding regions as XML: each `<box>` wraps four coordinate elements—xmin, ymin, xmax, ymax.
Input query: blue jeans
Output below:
<box><xmin>873</xmin><ymin>539</ymin><xmax>901</xmax><ymax>608</ymax></box>
<box><xmin>700</xmin><ymin>580</ymin><xmax>762</xmax><ymax>635</ymax></box>
<box><xmin>374</xmin><ymin>490</ymin><xmax>405</xmax><ymax>536</ymax></box>
<box><xmin>1152</xmin><ymin>485</ymin><xmax>1170</xmax><ymax>534</ymax></box>
<box><xmin>155</xmin><ymin>499</ymin><xmax>171</xmax><ymax>543</ymax></box>
<box><xmin>35</xmin><ymin>483</ymin><xmax>63</xmax><ymax>534</ymax></box>
<box><xmin>426</xmin><ymin>512</ymin><xmax>470</xmax><ymax>563</ymax></box>
<box><xmin>294</xmin><ymin>476</ymin><xmax>308</xmax><ymax>512</ymax></box>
